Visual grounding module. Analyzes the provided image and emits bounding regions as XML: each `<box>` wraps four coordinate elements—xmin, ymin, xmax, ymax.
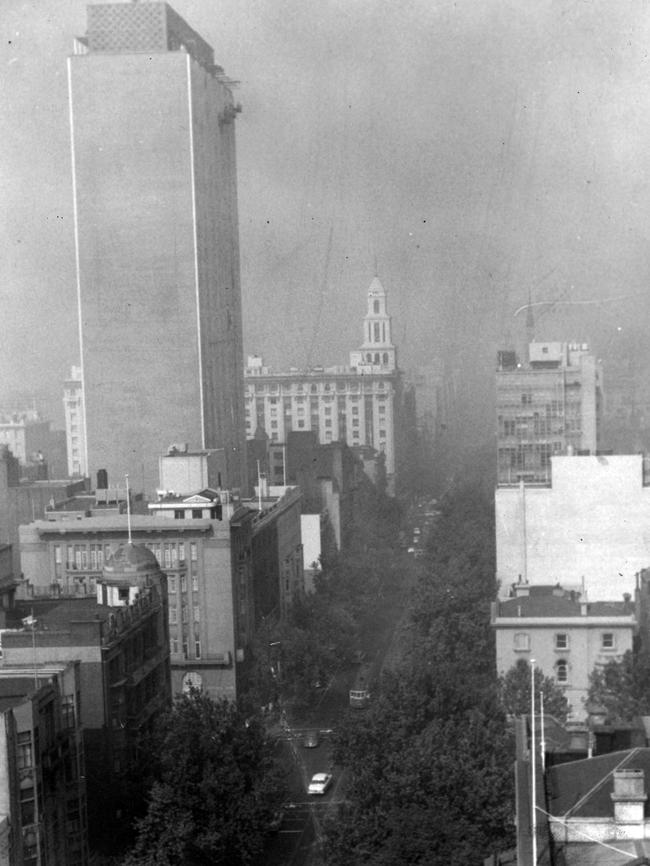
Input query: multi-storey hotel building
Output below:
<box><xmin>245</xmin><ymin>278</ymin><xmax>402</xmax><ymax>491</ymax></box>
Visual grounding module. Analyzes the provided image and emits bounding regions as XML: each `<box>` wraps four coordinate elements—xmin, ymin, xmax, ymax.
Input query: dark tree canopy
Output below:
<box><xmin>324</xmin><ymin>483</ymin><xmax>516</xmax><ymax>865</ymax></box>
<box><xmin>123</xmin><ymin>691</ymin><xmax>284</xmax><ymax>866</ymax></box>
<box><xmin>587</xmin><ymin>648</ymin><xmax>650</xmax><ymax>722</ymax></box>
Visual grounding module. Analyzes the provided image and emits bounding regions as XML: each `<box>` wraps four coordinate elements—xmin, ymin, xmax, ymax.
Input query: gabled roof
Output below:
<box><xmin>182</xmin><ymin>489</ymin><xmax>221</xmax><ymax>505</ymax></box>
<box><xmin>548</xmin><ymin>748</ymin><xmax>650</xmax><ymax>819</ymax></box>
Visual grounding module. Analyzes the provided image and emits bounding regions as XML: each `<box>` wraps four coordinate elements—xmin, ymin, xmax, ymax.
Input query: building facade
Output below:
<box><xmin>2</xmin><ymin>550</ymin><xmax>170</xmax><ymax>853</ymax></box>
<box><xmin>18</xmin><ymin>483</ymin><xmax>303</xmax><ymax>699</ymax></box>
<box><xmin>68</xmin><ymin>2</ymin><xmax>247</xmax><ymax>495</ymax></box>
<box><xmin>496</xmin><ymin>341</ymin><xmax>602</xmax><ymax>485</ymax></box>
<box><xmin>496</xmin><ymin>454</ymin><xmax>650</xmax><ymax>601</ymax></box>
<box><xmin>0</xmin><ymin>662</ymin><xmax>88</xmax><ymax>866</ymax></box>
<box><xmin>492</xmin><ymin>582</ymin><xmax>636</xmax><ymax>718</ymax></box>
<box><xmin>245</xmin><ymin>277</ymin><xmax>401</xmax><ymax>491</ymax></box>
<box><xmin>63</xmin><ymin>367</ymin><xmax>87</xmax><ymax>478</ymax></box>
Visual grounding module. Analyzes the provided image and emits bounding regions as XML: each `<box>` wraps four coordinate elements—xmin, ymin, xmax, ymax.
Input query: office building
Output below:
<box><xmin>245</xmin><ymin>277</ymin><xmax>402</xmax><ymax>492</ymax></box>
<box><xmin>68</xmin><ymin>2</ymin><xmax>247</xmax><ymax>495</ymax></box>
<box><xmin>18</xmin><ymin>481</ymin><xmax>303</xmax><ymax>698</ymax></box>
<box><xmin>496</xmin><ymin>341</ymin><xmax>602</xmax><ymax>485</ymax></box>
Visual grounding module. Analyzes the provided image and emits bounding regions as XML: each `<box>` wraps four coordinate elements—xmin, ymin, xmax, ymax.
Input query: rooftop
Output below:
<box><xmin>496</xmin><ymin>592</ymin><xmax>632</xmax><ymax>619</ymax></box>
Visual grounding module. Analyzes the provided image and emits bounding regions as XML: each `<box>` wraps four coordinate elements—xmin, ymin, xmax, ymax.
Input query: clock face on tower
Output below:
<box><xmin>182</xmin><ymin>671</ymin><xmax>203</xmax><ymax>693</ymax></box>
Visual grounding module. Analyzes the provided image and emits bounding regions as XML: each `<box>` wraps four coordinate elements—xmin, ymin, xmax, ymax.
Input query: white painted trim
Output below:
<box><xmin>186</xmin><ymin>54</ymin><xmax>206</xmax><ymax>448</ymax></box>
<box><xmin>67</xmin><ymin>57</ymin><xmax>89</xmax><ymax>476</ymax></box>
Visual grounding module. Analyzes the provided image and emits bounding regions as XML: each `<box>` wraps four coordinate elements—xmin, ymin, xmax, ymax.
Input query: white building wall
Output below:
<box><xmin>494</xmin><ymin>616</ymin><xmax>635</xmax><ymax>718</ymax></box>
<box><xmin>496</xmin><ymin>455</ymin><xmax>650</xmax><ymax>601</ymax></box>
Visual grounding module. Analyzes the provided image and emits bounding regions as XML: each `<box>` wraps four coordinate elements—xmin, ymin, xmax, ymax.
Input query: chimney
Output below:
<box><xmin>514</xmin><ymin>579</ymin><xmax>530</xmax><ymax>598</ymax></box>
<box><xmin>611</xmin><ymin>769</ymin><xmax>647</xmax><ymax>827</ymax></box>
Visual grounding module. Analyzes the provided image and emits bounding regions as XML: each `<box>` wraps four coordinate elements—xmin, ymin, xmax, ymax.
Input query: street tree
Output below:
<box><xmin>122</xmin><ymin>691</ymin><xmax>284</xmax><ymax>866</ymax></box>
<box><xmin>498</xmin><ymin>658</ymin><xmax>569</xmax><ymax>722</ymax></box>
<box><xmin>587</xmin><ymin>648</ymin><xmax>650</xmax><ymax>722</ymax></box>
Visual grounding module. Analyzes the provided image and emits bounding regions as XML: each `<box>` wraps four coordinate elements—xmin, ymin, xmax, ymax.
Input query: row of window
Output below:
<box><xmin>170</xmin><ymin>636</ymin><xmax>201</xmax><ymax>659</ymax></box>
<box><xmin>249</xmin><ymin>380</ymin><xmax>388</xmax><ymax>394</ymax></box>
<box><xmin>513</xmin><ymin>631</ymin><xmax>617</xmax><ymax>651</ymax></box>
<box><xmin>53</xmin><ymin>541</ymin><xmax>199</xmax><ymax>572</ymax></box>
<box><xmin>169</xmin><ymin>604</ymin><xmax>201</xmax><ymax>624</ymax></box>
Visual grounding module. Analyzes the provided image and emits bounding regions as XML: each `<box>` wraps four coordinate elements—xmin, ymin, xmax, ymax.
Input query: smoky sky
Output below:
<box><xmin>2</xmin><ymin>0</ymin><xmax>650</xmax><ymax>426</ymax></box>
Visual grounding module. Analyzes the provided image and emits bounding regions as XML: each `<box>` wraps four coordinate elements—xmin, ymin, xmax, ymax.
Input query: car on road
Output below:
<box><xmin>308</xmin><ymin>773</ymin><xmax>333</xmax><ymax>795</ymax></box>
<box><xmin>302</xmin><ymin>729</ymin><xmax>320</xmax><ymax>748</ymax></box>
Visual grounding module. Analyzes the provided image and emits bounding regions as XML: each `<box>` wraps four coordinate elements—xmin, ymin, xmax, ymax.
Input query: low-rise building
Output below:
<box><xmin>492</xmin><ymin>582</ymin><xmax>637</xmax><ymax>718</ymax></box>
<box><xmin>2</xmin><ymin>544</ymin><xmax>170</xmax><ymax>853</ymax></box>
<box><xmin>0</xmin><ymin>660</ymin><xmax>88</xmax><ymax>865</ymax></box>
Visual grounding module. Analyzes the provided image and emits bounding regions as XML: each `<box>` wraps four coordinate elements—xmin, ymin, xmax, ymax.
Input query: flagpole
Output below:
<box><xmin>125</xmin><ymin>474</ymin><xmax>132</xmax><ymax>544</ymax></box>
<box><xmin>531</xmin><ymin>658</ymin><xmax>537</xmax><ymax>865</ymax></box>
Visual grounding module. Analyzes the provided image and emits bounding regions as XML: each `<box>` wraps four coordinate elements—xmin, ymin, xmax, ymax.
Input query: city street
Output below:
<box><xmin>255</xmin><ymin>539</ymin><xmax>423</xmax><ymax>865</ymax></box>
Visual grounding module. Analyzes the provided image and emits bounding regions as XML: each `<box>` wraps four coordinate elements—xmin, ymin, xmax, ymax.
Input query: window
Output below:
<box><xmin>192</xmin><ymin>575</ymin><xmax>198</xmax><ymax>592</ymax></box>
<box><xmin>17</xmin><ymin>731</ymin><xmax>33</xmax><ymax>769</ymax></box>
<box><xmin>521</xmin><ymin>393</ymin><xmax>532</xmax><ymax>405</ymax></box>
<box><xmin>193</xmin><ymin>605</ymin><xmax>200</xmax><ymax>622</ymax></box>
<box><xmin>513</xmin><ymin>632</ymin><xmax>530</xmax><ymax>651</ymax></box>
<box><xmin>178</xmin><ymin>542</ymin><xmax>185</xmax><ymax>562</ymax></box>
<box><xmin>190</xmin><ymin>543</ymin><xmax>197</xmax><ymax>562</ymax></box>
<box><xmin>168</xmin><ymin>575</ymin><xmax>176</xmax><ymax>594</ymax></box>
<box><xmin>556</xmin><ymin>659</ymin><xmax>568</xmax><ymax>683</ymax></box>
<box><xmin>192</xmin><ymin>509</ymin><xmax>202</xmax><ymax>519</ymax></box>
<box><xmin>180</xmin><ymin>574</ymin><xmax>187</xmax><ymax>593</ymax></box>
<box><xmin>602</xmin><ymin>632</ymin><xmax>615</xmax><ymax>650</ymax></box>
<box><xmin>555</xmin><ymin>633</ymin><xmax>568</xmax><ymax>650</ymax></box>
<box><xmin>169</xmin><ymin>605</ymin><xmax>177</xmax><ymax>624</ymax></box>
<box><xmin>195</xmin><ymin>640</ymin><xmax>201</xmax><ymax>659</ymax></box>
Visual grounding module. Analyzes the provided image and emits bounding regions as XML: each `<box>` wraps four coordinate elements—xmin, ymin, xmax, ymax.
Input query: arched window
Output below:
<box><xmin>373</xmin><ymin>300</ymin><xmax>380</xmax><ymax>314</ymax></box>
<box><xmin>382</xmin><ymin>352</ymin><xmax>389</xmax><ymax>365</ymax></box>
<box><xmin>556</xmin><ymin>659</ymin><xmax>568</xmax><ymax>683</ymax></box>
<box><xmin>374</xmin><ymin>353</ymin><xmax>380</xmax><ymax>364</ymax></box>
<box><xmin>374</xmin><ymin>322</ymin><xmax>380</xmax><ymax>341</ymax></box>
<box><xmin>366</xmin><ymin>353</ymin><xmax>372</xmax><ymax>362</ymax></box>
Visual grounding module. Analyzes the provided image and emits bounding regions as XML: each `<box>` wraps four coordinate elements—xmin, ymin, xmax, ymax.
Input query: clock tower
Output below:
<box><xmin>350</xmin><ymin>276</ymin><xmax>397</xmax><ymax>371</ymax></box>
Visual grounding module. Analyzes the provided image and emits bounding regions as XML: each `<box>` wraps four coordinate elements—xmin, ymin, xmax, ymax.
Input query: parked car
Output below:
<box><xmin>308</xmin><ymin>773</ymin><xmax>333</xmax><ymax>795</ymax></box>
<box><xmin>302</xmin><ymin>729</ymin><xmax>320</xmax><ymax>748</ymax></box>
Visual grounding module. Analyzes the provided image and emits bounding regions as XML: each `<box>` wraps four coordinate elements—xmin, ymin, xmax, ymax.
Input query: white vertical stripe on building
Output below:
<box><xmin>186</xmin><ymin>54</ymin><xmax>206</xmax><ymax>448</ymax></box>
<box><xmin>67</xmin><ymin>59</ymin><xmax>89</xmax><ymax>477</ymax></box>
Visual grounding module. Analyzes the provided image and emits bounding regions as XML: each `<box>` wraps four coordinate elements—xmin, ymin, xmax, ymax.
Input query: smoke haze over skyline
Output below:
<box><xmin>2</xmin><ymin>0</ymin><xmax>650</xmax><ymax>434</ymax></box>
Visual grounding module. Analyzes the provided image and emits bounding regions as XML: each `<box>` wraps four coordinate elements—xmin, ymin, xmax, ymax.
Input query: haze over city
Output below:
<box><xmin>3</xmin><ymin>0</ymin><xmax>650</xmax><ymax>439</ymax></box>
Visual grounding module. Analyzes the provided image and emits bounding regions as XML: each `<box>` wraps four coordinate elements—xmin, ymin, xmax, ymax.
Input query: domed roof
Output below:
<box><xmin>104</xmin><ymin>542</ymin><xmax>160</xmax><ymax>575</ymax></box>
<box><xmin>368</xmin><ymin>276</ymin><xmax>385</xmax><ymax>296</ymax></box>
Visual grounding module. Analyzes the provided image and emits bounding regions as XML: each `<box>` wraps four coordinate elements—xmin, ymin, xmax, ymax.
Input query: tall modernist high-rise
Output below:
<box><xmin>68</xmin><ymin>2</ymin><xmax>247</xmax><ymax>495</ymax></box>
